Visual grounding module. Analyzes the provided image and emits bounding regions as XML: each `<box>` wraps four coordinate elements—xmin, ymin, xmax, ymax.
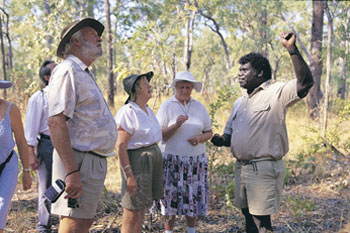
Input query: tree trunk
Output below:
<box><xmin>43</xmin><ymin>0</ymin><xmax>53</xmax><ymax>48</ymax></box>
<box><xmin>259</xmin><ymin>7</ymin><xmax>267</xmax><ymax>57</ymax></box>
<box><xmin>200</xmin><ymin>69</ymin><xmax>209</xmax><ymax>95</ymax></box>
<box><xmin>322</xmin><ymin>2</ymin><xmax>333</xmax><ymax>138</ymax></box>
<box><xmin>194</xmin><ymin>0</ymin><xmax>232</xmax><ymax>72</ymax></box>
<box><xmin>0</xmin><ymin>14</ymin><xmax>7</xmax><ymax>98</ymax></box>
<box><xmin>104</xmin><ymin>0</ymin><xmax>114</xmax><ymax>107</ymax></box>
<box><xmin>339</xmin><ymin>8</ymin><xmax>349</xmax><ymax>100</ymax></box>
<box><xmin>183</xmin><ymin>2</ymin><xmax>195</xmax><ymax>71</ymax></box>
<box><xmin>307</xmin><ymin>0</ymin><xmax>324</xmax><ymax>120</ymax></box>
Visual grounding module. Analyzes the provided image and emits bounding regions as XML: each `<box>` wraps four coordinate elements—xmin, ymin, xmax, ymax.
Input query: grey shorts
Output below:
<box><xmin>51</xmin><ymin>149</ymin><xmax>107</xmax><ymax>219</ymax></box>
<box><xmin>121</xmin><ymin>144</ymin><xmax>163</xmax><ymax>210</ymax></box>
<box><xmin>235</xmin><ymin>159</ymin><xmax>285</xmax><ymax>215</ymax></box>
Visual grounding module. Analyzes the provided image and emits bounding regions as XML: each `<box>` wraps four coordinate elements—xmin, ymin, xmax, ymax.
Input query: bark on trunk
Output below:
<box><xmin>339</xmin><ymin>9</ymin><xmax>349</xmax><ymax>100</ymax></box>
<box><xmin>104</xmin><ymin>0</ymin><xmax>114</xmax><ymax>107</ymax></box>
<box><xmin>322</xmin><ymin>2</ymin><xmax>333</xmax><ymax>138</ymax></box>
<box><xmin>259</xmin><ymin>7</ymin><xmax>268</xmax><ymax>57</ymax></box>
<box><xmin>183</xmin><ymin>7</ymin><xmax>195</xmax><ymax>71</ymax></box>
<box><xmin>0</xmin><ymin>14</ymin><xmax>7</xmax><ymax>98</ymax></box>
<box><xmin>307</xmin><ymin>0</ymin><xmax>324</xmax><ymax>119</ymax></box>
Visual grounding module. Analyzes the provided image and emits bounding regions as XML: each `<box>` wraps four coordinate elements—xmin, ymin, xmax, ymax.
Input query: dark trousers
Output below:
<box><xmin>242</xmin><ymin>208</ymin><xmax>273</xmax><ymax>233</ymax></box>
<box><xmin>37</xmin><ymin>137</ymin><xmax>53</xmax><ymax>232</ymax></box>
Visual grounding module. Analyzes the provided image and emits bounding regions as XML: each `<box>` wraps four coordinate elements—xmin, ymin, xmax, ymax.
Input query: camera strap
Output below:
<box><xmin>0</xmin><ymin>150</ymin><xmax>14</xmax><ymax>176</ymax></box>
<box><xmin>65</xmin><ymin>169</ymin><xmax>80</xmax><ymax>180</ymax></box>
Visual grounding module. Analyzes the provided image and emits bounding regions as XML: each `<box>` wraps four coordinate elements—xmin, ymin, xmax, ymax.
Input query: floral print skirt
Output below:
<box><xmin>156</xmin><ymin>152</ymin><xmax>209</xmax><ymax>217</ymax></box>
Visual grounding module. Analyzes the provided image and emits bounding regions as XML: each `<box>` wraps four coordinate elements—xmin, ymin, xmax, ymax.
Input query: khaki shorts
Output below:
<box><xmin>121</xmin><ymin>144</ymin><xmax>163</xmax><ymax>210</ymax></box>
<box><xmin>235</xmin><ymin>159</ymin><xmax>285</xmax><ymax>215</ymax></box>
<box><xmin>51</xmin><ymin>149</ymin><xmax>107</xmax><ymax>219</ymax></box>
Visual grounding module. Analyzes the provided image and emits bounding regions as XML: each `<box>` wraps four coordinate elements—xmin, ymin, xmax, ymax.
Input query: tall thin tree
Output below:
<box><xmin>339</xmin><ymin>8</ymin><xmax>349</xmax><ymax>100</ymax></box>
<box><xmin>0</xmin><ymin>14</ymin><xmax>7</xmax><ymax>98</ymax></box>
<box><xmin>183</xmin><ymin>1</ymin><xmax>196</xmax><ymax>71</ymax></box>
<box><xmin>322</xmin><ymin>2</ymin><xmax>333</xmax><ymax>138</ymax></box>
<box><xmin>104</xmin><ymin>0</ymin><xmax>114</xmax><ymax>106</ymax></box>
<box><xmin>307</xmin><ymin>0</ymin><xmax>325</xmax><ymax>119</ymax></box>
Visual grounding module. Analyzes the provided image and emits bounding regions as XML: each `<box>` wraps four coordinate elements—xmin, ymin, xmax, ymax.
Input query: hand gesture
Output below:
<box><xmin>280</xmin><ymin>32</ymin><xmax>296</xmax><ymax>49</ymax></box>
<box><xmin>64</xmin><ymin>171</ymin><xmax>83</xmax><ymax>199</ymax></box>
<box><xmin>187</xmin><ymin>135</ymin><xmax>201</xmax><ymax>146</ymax></box>
<box><xmin>175</xmin><ymin>115</ymin><xmax>188</xmax><ymax>128</ymax></box>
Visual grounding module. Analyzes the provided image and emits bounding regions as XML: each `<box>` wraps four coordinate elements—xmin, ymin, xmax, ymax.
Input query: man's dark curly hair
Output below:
<box><xmin>39</xmin><ymin>60</ymin><xmax>54</xmax><ymax>86</ymax></box>
<box><xmin>238</xmin><ymin>52</ymin><xmax>272</xmax><ymax>80</ymax></box>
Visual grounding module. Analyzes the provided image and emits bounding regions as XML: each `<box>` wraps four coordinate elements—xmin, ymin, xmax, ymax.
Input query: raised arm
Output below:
<box><xmin>280</xmin><ymin>32</ymin><xmax>314</xmax><ymax>98</ymax></box>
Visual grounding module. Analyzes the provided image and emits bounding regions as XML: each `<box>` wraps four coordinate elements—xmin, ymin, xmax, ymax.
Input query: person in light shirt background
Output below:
<box><xmin>24</xmin><ymin>60</ymin><xmax>56</xmax><ymax>233</ymax></box>
<box><xmin>156</xmin><ymin>71</ymin><xmax>212</xmax><ymax>233</ymax></box>
<box><xmin>115</xmin><ymin>71</ymin><xmax>163</xmax><ymax>233</ymax></box>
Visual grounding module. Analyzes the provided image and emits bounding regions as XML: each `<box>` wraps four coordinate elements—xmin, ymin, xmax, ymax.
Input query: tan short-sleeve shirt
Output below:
<box><xmin>224</xmin><ymin>79</ymin><xmax>300</xmax><ymax>161</ymax></box>
<box><xmin>48</xmin><ymin>55</ymin><xmax>117</xmax><ymax>155</ymax></box>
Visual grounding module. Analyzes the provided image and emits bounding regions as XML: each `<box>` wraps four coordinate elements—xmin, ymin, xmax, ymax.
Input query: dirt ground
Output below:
<box><xmin>5</xmin><ymin>175</ymin><xmax>350</xmax><ymax>233</ymax></box>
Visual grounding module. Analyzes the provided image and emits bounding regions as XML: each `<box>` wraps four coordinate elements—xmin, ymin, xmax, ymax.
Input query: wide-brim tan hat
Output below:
<box><xmin>170</xmin><ymin>71</ymin><xmax>202</xmax><ymax>92</ymax></box>
<box><xmin>123</xmin><ymin>71</ymin><xmax>154</xmax><ymax>104</ymax></box>
<box><xmin>0</xmin><ymin>80</ymin><xmax>12</xmax><ymax>89</ymax></box>
<box><xmin>56</xmin><ymin>17</ymin><xmax>104</xmax><ymax>58</ymax></box>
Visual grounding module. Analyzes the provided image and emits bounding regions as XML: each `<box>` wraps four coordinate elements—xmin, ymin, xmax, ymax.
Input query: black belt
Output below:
<box><xmin>40</xmin><ymin>134</ymin><xmax>51</xmax><ymax>140</ymax></box>
<box><xmin>0</xmin><ymin>150</ymin><xmax>14</xmax><ymax>176</ymax></box>
<box><xmin>72</xmin><ymin>148</ymin><xmax>105</xmax><ymax>158</ymax></box>
<box><xmin>238</xmin><ymin>158</ymin><xmax>278</xmax><ymax>173</ymax></box>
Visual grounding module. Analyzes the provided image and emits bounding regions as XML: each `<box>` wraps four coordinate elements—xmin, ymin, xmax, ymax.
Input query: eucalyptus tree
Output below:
<box><xmin>332</xmin><ymin>2</ymin><xmax>350</xmax><ymax>100</ymax></box>
<box><xmin>307</xmin><ymin>0</ymin><xmax>325</xmax><ymax>120</ymax></box>
<box><xmin>104</xmin><ymin>0</ymin><xmax>114</xmax><ymax>106</ymax></box>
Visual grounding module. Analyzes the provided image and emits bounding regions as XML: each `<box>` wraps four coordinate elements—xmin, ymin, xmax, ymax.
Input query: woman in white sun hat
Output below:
<box><xmin>156</xmin><ymin>71</ymin><xmax>212</xmax><ymax>233</ymax></box>
<box><xmin>0</xmin><ymin>80</ymin><xmax>32</xmax><ymax>232</ymax></box>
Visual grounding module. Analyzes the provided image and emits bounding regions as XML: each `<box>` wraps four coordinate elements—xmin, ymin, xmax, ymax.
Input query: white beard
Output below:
<box><xmin>82</xmin><ymin>39</ymin><xmax>102</xmax><ymax>60</ymax></box>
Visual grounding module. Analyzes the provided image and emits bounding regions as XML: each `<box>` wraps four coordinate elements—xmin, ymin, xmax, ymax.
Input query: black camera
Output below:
<box><xmin>68</xmin><ymin>198</ymin><xmax>80</xmax><ymax>208</ymax></box>
<box><xmin>44</xmin><ymin>179</ymin><xmax>66</xmax><ymax>203</ymax></box>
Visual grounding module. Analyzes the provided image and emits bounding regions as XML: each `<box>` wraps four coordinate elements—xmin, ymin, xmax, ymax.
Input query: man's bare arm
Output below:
<box><xmin>48</xmin><ymin>113</ymin><xmax>82</xmax><ymax>199</ymax></box>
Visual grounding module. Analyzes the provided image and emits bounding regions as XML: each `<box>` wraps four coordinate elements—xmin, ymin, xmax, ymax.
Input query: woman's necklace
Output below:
<box><xmin>177</xmin><ymin>99</ymin><xmax>191</xmax><ymax>117</ymax></box>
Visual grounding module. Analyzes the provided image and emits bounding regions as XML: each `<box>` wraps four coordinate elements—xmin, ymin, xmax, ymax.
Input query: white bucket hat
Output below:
<box><xmin>0</xmin><ymin>80</ymin><xmax>12</xmax><ymax>89</ymax></box>
<box><xmin>170</xmin><ymin>71</ymin><xmax>202</xmax><ymax>92</ymax></box>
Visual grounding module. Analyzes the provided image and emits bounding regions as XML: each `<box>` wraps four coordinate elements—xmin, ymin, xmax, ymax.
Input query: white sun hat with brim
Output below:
<box><xmin>0</xmin><ymin>80</ymin><xmax>12</xmax><ymax>89</ymax></box>
<box><xmin>170</xmin><ymin>71</ymin><xmax>202</xmax><ymax>92</ymax></box>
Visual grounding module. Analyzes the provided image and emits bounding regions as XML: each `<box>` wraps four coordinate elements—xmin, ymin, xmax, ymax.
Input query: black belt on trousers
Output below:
<box><xmin>238</xmin><ymin>157</ymin><xmax>278</xmax><ymax>173</ymax></box>
<box><xmin>72</xmin><ymin>148</ymin><xmax>105</xmax><ymax>158</ymax></box>
<box><xmin>0</xmin><ymin>150</ymin><xmax>14</xmax><ymax>176</ymax></box>
<box><xmin>40</xmin><ymin>133</ymin><xmax>51</xmax><ymax>140</ymax></box>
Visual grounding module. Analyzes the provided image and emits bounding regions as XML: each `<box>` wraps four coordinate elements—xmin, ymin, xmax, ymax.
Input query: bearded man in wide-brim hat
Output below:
<box><xmin>47</xmin><ymin>18</ymin><xmax>117</xmax><ymax>233</ymax></box>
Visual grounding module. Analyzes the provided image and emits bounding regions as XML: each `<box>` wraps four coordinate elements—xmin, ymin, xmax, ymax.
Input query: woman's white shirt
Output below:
<box><xmin>157</xmin><ymin>96</ymin><xmax>212</xmax><ymax>157</ymax></box>
<box><xmin>115</xmin><ymin>102</ymin><xmax>162</xmax><ymax>150</ymax></box>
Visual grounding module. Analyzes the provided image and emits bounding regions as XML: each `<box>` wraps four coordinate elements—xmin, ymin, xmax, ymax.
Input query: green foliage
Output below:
<box><xmin>285</xmin><ymin>195</ymin><xmax>318</xmax><ymax>218</ymax></box>
<box><xmin>208</xmin><ymin>84</ymin><xmax>239</xmax><ymax>130</ymax></box>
